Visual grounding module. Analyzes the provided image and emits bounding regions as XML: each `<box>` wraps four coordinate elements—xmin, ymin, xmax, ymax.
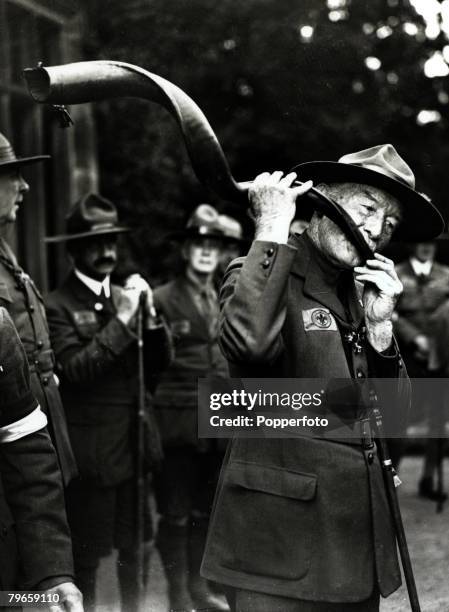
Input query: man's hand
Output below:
<box><xmin>354</xmin><ymin>253</ymin><xmax>403</xmax><ymax>351</ymax></box>
<box><xmin>116</xmin><ymin>275</ymin><xmax>144</xmax><ymax>326</ymax></box>
<box><xmin>116</xmin><ymin>274</ymin><xmax>156</xmax><ymax>327</ymax></box>
<box><xmin>45</xmin><ymin>581</ymin><xmax>83</xmax><ymax>612</ymax></box>
<box><xmin>249</xmin><ymin>171</ymin><xmax>313</xmax><ymax>244</ymax></box>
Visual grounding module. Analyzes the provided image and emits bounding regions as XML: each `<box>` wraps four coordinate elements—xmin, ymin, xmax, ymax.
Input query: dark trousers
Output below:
<box><xmin>66</xmin><ymin>476</ymin><xmax>153</xmax><ymax>611</ymax></box>
<box><xmin>227</xmin><ymin>587</ymin><xmax>380</xmax><ymax>612</ymax></box>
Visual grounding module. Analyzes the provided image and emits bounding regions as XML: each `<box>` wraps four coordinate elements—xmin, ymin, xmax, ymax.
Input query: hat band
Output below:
<box><xmin>0</xmin><ymin>144</ymin><xmax>17</xmax><ymax>164</ymax></box>
<box><xmin>348</xmin><ymin>161</ymin><xmax>414</xmax><ymax>189</ymax></box>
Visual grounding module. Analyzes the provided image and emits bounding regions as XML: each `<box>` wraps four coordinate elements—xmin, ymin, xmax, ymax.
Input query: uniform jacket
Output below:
<box><xmin>0</xmin><ymin>238</ymin><xmax>76</xmax><ymax>486</ymax></box>
<box><xmin>153</xmin><ymin>275</ymin><xmax>228</xmax><ymax>446</ymax></box>
<box><xmin>46</xmin><ymin>271</ymin><xmax>171</xmax><ymax>487</ymax></box>
<box><xmin>0</xmin><ymin>307</ymin><xmax>73</xmax><ymax>590</ymax></box>
<box><xmin>394</xmin><ymin>259</ymin><xmax>449</xmax><ymax>363</ymax></box>
<box><xmin>202</xmin><ymin>235</ymin><xmax>409</xmax><ymax>603</ymax></box>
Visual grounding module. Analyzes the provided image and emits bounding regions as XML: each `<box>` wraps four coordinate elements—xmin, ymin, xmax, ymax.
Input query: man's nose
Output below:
<box><xmin>18</xmin><ymin>175</ymin><xmax>30</xmax><ymax>193</ymax></box>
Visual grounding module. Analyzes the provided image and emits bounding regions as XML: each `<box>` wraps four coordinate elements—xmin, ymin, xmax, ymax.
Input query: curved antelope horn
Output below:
<box><xmin>24</xmin><ymin>60</ymin><xmax>247</xmax><ymax>205</ymax></box>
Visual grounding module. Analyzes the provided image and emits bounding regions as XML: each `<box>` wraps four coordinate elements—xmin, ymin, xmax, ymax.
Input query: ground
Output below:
<box><xmin>93</xmin><ymin>456</ymin><xmax>449</xmax><ymax>612</ymax></box>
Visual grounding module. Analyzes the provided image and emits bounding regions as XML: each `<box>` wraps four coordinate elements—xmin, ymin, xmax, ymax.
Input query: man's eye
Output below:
<box><xmin>362</xmin><ymin>204</ymin><xmax>375</xmax><ymax>213</ymax></box>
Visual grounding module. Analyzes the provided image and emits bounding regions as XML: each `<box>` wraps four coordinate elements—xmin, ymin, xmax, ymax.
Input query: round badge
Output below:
<box><xmin>94</xmin><ymin>302</ymin><xmax>104</xmax><ymax>312</ymax></box>
<box><xmin>311</xmin><ymin>309</ymin><xmax>332</xmax><ymax>329</ymax></box>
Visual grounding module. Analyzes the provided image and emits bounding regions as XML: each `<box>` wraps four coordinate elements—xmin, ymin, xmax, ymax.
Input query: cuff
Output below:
<box><xmin>366</xmin><ymin>341</ymin><xmax>399</xmax><ymax>378</ymax></box>
<box><xmin>35</xmin><ymin>576</ymin><xmax>74</xmax><ymax>591</ymax></box>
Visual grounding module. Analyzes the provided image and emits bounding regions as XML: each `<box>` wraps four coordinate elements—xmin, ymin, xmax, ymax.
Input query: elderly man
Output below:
<box><xmin>46</xmin><ymin>193</ymin><xmax>172</xmax><ymax>612</ymax></box>
<box><xmin>0</xmin><ymin>306</ymin><xmax>82</xmax><ymax>611</ymax></box>
<box><xmin>153</xmin><ymin>204</ymin><xmax>230</xmax><ymax>612</ymax></box>
<box><xmin>201</xmin><ymin>145</ymin><xmax>443</xmax><ymax>611</ymax></box>
<box><xmin>0</xmin><ymin>132</ymin><xmax>76</xmax><ymax>487</ymax></box>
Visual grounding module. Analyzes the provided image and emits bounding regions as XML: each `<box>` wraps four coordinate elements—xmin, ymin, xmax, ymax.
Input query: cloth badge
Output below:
<box><xmin>302</xmin><ymin>307</ymin><xmax>337</xmax><ymax>332</ymax></box>
<box><xmin>73</xmin><ymin>310</ymin><xmax>97</xmax><ymax>325</ymax></box>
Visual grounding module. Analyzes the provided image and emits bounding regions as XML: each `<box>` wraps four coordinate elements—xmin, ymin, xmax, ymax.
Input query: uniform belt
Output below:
<box><xmin>27</xmin><ymin>348</ymin><xmax>55</xmax><ymax>374</ymax></box>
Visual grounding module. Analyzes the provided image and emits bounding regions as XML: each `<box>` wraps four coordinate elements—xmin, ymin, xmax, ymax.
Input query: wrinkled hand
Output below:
<box><xmin>45</xmin><ymin>581</ymin><xmax>83</xmax><ymax>612</ymax></box>
<box><xmin>354</xmin><ymin>253</ymin><xmax>403</xmax><ymax>323</ymax></box>
<box><xmin>249</xmin><ymin>171</ymin><xmax>313</xmax><ymax>243</ymax></box>
<box><xmin>354</xmin><ymin>253</ymin><xmax>403</xmax><ymax>351</ymax></box>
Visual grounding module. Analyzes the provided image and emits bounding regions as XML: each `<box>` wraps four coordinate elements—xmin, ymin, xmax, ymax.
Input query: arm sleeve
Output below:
<box><xmin>0</xmin><ymin>307</ymin><xmax>73</xmax><ymax>588</ymax></box>
<box><xmin>46</xmin><ymin>297</ymin><xmax>137</xmax><ymax>385</ymax></box>
<box><xmin>219</xmin><ymin>241</ymin><xmax>296</xmax><ymax>365</ymax></box>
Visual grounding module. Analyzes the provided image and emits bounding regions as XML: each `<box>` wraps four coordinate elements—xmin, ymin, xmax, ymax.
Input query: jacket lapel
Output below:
<box><xmin>290</xmin><ymin>234</ymin><xmax>363</xmax><ymax>327</ymax></box>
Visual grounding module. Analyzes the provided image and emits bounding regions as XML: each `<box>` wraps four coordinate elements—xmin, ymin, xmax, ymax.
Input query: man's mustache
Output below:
<box><xmin>94</xmin><ymin>256</ymin><xmax>116</xmax><ymax>266</ymax></box>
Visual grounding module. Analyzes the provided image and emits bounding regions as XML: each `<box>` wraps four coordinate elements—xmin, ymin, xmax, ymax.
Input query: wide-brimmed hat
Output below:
<box><xmin>216</xmin><ymin>214</ymin><xmax>247</xmax><ymax>244</ymax></box>
<box><xmin>292</xmin><ymin>144</ymin><xmax>444</xmax><ymax>242</ymax></box>
<box><xmin>45</xmin><ymin>193</ymin><xmax>130</xmax><ymax>243</ymax></box>
<box><xmin>0</xmin><ymin>132</ymin><xmax>49</xmax><ymax>170</ymax></box>
<box><xmin>170</xmin><ymin>204</ymin><xmax>230</xmax><ymax>241</ymax></box>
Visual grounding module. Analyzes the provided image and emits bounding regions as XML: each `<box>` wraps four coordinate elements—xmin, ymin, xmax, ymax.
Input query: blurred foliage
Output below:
<box><xmin>82</xmin><ymin>0</ymin><xmax>449</xmax><ymax>281</ymax></box>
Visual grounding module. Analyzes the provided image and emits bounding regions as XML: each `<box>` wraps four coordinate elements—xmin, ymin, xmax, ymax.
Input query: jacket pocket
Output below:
<box><xmin>219</xmin><ymin>461</ymin><xmax>317</xmax><ymax>580</ymax></box>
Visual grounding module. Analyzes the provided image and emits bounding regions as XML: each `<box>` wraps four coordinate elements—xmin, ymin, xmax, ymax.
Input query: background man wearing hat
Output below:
<box><xmin>393</xmin><ymin>240</ymin><xmax>449</xmax><ymax>500</ymax></box>
<box><xmin>215</xmin><ymin>214</ymin><xmax>248</xmax><ymax>282</ymax></box>
<box><xmin>153</xmin><ymin>204</ymin><xmax>230</xmax><ymax>612</ymax></box>
<box><xmin>201</xmin><ymin>144</ymin><xmax>444</xmax><ymax>611</ymax></box>
<box><xmin>0</xmin><ymin>132</ymin><xmax>77</xmax><ymax>488</ymax></box>
<box><xmin>0</xmin><ymin>134</ymin><xmax>82</xmax><ymax>610</ymax></box>
<box><xmin>45</xmin><ymin>193</ymin><xmax>172</xmax><ymax>612</ymax></box>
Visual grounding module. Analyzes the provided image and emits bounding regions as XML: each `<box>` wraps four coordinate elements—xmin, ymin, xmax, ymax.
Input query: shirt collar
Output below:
<box><xmin>74</xmin><ymin>268</ymin><xmax>111</xmax><ymax>298</ymax></box>
<box><xmin>410</xmin><ymin>257</ymin><xmax>433</xmax><ymax>277</ymax></box>
<box><xmin>185</xmin><ymin>267</ymin><xmax>214</xmax><ymax>295</ymax></box>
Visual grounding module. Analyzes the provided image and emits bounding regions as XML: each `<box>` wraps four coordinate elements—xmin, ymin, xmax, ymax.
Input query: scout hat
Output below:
<box><xmin>216</xmin><ymin>214</ymin><xmax>246</xmax><ymax>244</ymax></box>
<box><xmin>45</xmin><ymin>193</ymin><xmax>130</xmax><ymax>242</ymax></box>
<box><xmin>0</xmin><ymin>132</ymin><xmax>49</xmax><ymax>169</ymax></box>
<box><xmin>292</xmin><ymin>144</ymin><xmax>444</xmax><ymax>242</ymax></box>
<box><xmin>171</xmin><ymin>204</ymin><xmax>229</xmax><ymax>241</ymax></box>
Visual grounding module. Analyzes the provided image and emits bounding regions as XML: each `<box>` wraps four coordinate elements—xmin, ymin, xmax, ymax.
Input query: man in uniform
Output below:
<box><xmin>0</xmin><ymin>306</ymin><xmax>82</xmax><ymax>611</ymax></box>
<box><xmin>394</xmin><ymin>241</ymin><xmax>449</xmax><ymax>498</ymax></box>
<box><xmin>0</xmin><ymin>131</ymin><xmax>76</xmax><ymax>487</ymax></box>
<box><xmin>153</xmin><ymin>204</ymin><xmax>230</xmax><ymax>612</ymax></box>
<box><xmin>45</xmin><ymin>193</ymin><xmax>172</xmax><ymax>612</ymax></box>
<box><xmin>201</xmin><ymin>145</ymin><xmax>443</xmax><ymax>611</ymax></box>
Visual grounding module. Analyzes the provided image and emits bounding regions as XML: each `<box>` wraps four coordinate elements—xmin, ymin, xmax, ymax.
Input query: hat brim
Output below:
<box><xmin>168</xmin><ymin>228</ymin><xmax>236</xmax><ymax>242</ymax></box>
<box><xmin>292</xmin><ymin>161</ymin><xmax>444</xmax><ymax>242</ymax></box>
<box><xmin>44</xmin><ymin>227</ymin><xmax>131</xmax><ymax>243</ymax></box>
<box><xmin>0</xmin><ymin>155</ymin><xmax>50</xmax><ymax>169</ymax></box>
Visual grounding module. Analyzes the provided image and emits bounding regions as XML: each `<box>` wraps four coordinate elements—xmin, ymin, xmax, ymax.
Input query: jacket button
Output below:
<box><xmin>261</xmin><ymin>260</ymin><xmax>270</xmax><ymax>269</ymax></box>
<box><xmin>266</xmin><ymin>248</ymin><xmax>274</xmax><ymax>257</ymax></box>
<box><xmin>356</xmin><ymin>370</ymin><xmax>365</xmax><ymax>379</ymax></box>
<box><xmin>37</xmin><ymin>340</ymin><xmax>43</xmax><ymax>349</ymax></box>
<box><xmin>34</xmin><ymin>360</ymin><xmax>39</xmax><ymax>366</ymax></box>
<box><xmin>29</xmin><ymin>305</ymin><xmax>35</xmax><ymax>312</ymax></box>
<box><xmin>367</xmin><ymin>452</ymin><xmax>374</xmax><ymax>464</ymax></box>
<box><xmin>398</xmin><ymin>359</ymin><xmax>403</xmax><ymax>369</ymax></box>
<box><xmin>42</xmin><ymin>376</ymin><xmax>49</xmax><ymax>385</ymax></box>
